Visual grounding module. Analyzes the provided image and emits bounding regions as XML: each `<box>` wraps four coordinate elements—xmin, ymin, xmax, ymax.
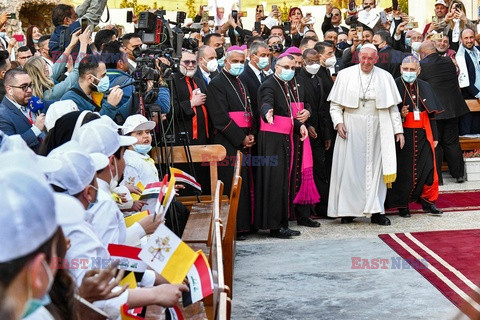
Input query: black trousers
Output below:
<box><xmin>436</xmin><ymin>117</ymin><xmax>465</xmax><ymax>182</ymax></box>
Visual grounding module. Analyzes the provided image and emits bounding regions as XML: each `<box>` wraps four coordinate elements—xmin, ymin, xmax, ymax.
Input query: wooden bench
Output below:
<box><xmin>460</xmin><ymin>100</ymin><xmax>480</xmax><ymax>152</ymax></box>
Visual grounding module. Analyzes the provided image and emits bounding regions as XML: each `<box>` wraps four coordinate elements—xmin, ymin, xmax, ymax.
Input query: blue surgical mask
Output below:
<box><xmin>405</xmin><ymin>38</ymin><xmax>411</xmax><ymax>47</ymax></box>
<box><xmin>86</xmin><ymin>185</ymin><xmax>98</xmax><ymax>210</ymax></box>
<box><xmin>218</xmin><ymin>56</ymin><xmax>225</xmax><ymax>68</ymax></box>
<box><xmin>0</xmin><ymin>32</ymin><xmax>6</xmax><ymax>38</ymax></box>
<box><xmin>257</xmin><ymin>56</ymin><xmax>269</xmax><ymax>69</ymax></box>
<box><xmin>93</xmin><ymin>75</ymin><xmax>110</xmax><ymax>93</ymax></box>
<box><xmin>133</xmin><ymin>144</ymin><xmax>152</xmax><ymax>154</ymax></box>
<box><xmin>22</xmin><ymin>261</ymin><xmax>54</xmax><ymax>318</ymax></box>
<box><xmin>279</xmin><ymin>68</ymin><xmax>295</xmax><ymax>82</ymax></box>
<box><xmin>33</xmin><ymin>39</ymin><xmax>39</xmax><ymax>44</ymax></box>
<box><xmin>402</xmin><ymin>71</ymin><xmax>417</xmax><ymax>83</ymax></box>
<box><xmin>228</xmin><ymin>63</ymin><xmax>244</xmax><ymax>76</ymax></box>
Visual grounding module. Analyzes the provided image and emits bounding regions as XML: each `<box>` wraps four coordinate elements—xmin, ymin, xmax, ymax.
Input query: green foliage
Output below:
<box><xmin>119</xmin><ymin>0</ymin><xmax>163</xmax><ymax>16</ymax></box>
<box><xmin>186</xmin><ymin>0</ymin><xmax>196</xmax><ymax>18</ymax></box>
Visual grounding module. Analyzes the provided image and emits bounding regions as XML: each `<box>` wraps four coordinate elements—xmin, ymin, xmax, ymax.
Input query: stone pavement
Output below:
<box><xmin>231</xmin><ymin>176</ymin><xmax>480</xmax><ymax>319</ymax></box>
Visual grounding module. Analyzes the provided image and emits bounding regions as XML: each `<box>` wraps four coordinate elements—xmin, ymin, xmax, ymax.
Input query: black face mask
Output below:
<box><xmin>295</xmin><ymin>67</ymin><xmax>302</xmax><ymax>75</ymax></box>
<box><xmin>132</xmin><ymin>47</ymin><xmax>142</xmax><ymax>59</ymax></box>
<box><xmin>374</xmin><ymin>44</ymin><xmax>381</xmax><ymax>51</ymax></box>
<box><xmin>269</xmin><ymin>43</ymin><xmax>284</xmax><ymax>53</ymax></box>
<box><xmin>336</xmin><ymin>42</ymin><xmax>349</xmax><ymax>51</ymax></box>
<box><xmin>215</xmin><ymin>47</ymin><xmax>225</xmax><ymax>60</ymax></box>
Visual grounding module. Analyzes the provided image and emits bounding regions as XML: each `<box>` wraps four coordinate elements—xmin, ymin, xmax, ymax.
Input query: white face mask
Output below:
<box><xmin>411</xmin><ymin>42</ymin><xmax>422</xmax><ymax>52</ymax></box>
<box><xmin>325</xmin><ymin>56</ymin><xmax>337</xmax><ymax>68</ymax></box>
<box><xmin>109</xmin><ymin>157</ymin><xmax>119</xmax><ymax>191</ymax></box>
<box><xmin>205</xmin><ymin>58</ymin><xmax>218</xmax><ymax>72</ymax></box>
<box><xmin>305</xmin><ymin>63</ymin><xmax>321</xmax><ymax>75</ymax></box>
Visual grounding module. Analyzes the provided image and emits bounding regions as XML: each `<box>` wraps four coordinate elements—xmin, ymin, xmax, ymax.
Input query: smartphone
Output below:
<box><xmin>203</xmin><ymin>5</ymin><xmax>208</xmax><ymax>11</ymax></box>
<box><xmin>202</xmin><ymin>11</ymin><xmax>209</xmax><ymax>22</ymax></box>
<box><xmin>8</xmin><ymin>13</ymin><xmax>15</xmax><ymax>19</ymax></box>
<box><xmin>356</xmin><ymin>26</ymin><xmax>363</xmax><ymax>40</ymax></box>
<box><xmin>12</xmin><ymin>34</ymin><xmax>24</xmax><ymax>42</ymax></box>
<box><xmin>283</xmin><ymin>21</ymin><xmax>291</xmax><ymax>34</ymax></box>
<box><xmin>254</xmin><ymin>21</ymin><xmax>261</xmax><ymax>33</ymax></box>
<box><xmin>432</xmin><ymin>33</ymin><xmax>443</xmax><ymax>41</ymax></box>
<box><xmin>380</xmin><ymin>11</ymin><xmax>387</xmax><ymax>24</ymax></box>
<box><xmin>126</xmin><ymin>11</ymin><xmax>133</xmax><ymax>23</ymax></box>
<box><xmin>81</xmin><ymin>18</ymin><xmax>88</xmax><ymax>32</ymax></box>
<box><xmin>208</xmin><ymin>16</ymin><xmax>214</xmax><ymax>21</ymax></box>
<box><xmin>432</xmin><ymin>16</ymin><xmax>438</xmax><ymax>23</ymax></box>
<box><xmin>272</xmin><ymin>5</ymin><xmax>278</xmax><ymax>11</ymax></box>
<box><xmin>232</xmin><ymin>10</ymin><xmax>238</xmax><ymax>23</ymax></box>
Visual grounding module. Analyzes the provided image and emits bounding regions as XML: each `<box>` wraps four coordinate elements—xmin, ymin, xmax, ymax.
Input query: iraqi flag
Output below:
<box><xmin>120</xmin><ymin>303</ymin><xmax>144</xmax><ymax>320</ymax></box>
<box><xmin>165</xmin><ymin>306</ymin><xmax>184</xmax><ymax>320</ymax></box>
<box><xmin>170</xmin><ymin>167</ymin><xmax>202</xmax><ymax>192</ymax></box>
<box><xmin>139</xmin><ymin>181</ymin><xmax>163</xmax><ymax>200</ymax></box>
<box><xmin>182</xmin><ymin>251</ymin><xmax>214</xmax><ymax>307</ymax></box>
<box><xmin>154</xmin><ymin>174</ymin><xmax>169</xmax><ymax>216</ymax></box>
<box><xmin>107</xmin><ymin>244</ymin><xmax>147</xmax><ymax>273</ymax></box>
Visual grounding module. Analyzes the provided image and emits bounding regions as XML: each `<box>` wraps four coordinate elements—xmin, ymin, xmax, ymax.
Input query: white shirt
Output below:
<box><xmin>6</xmin><ymin>96</ymin><xmax>41</xmax><ymax>137</ymax></box>
<box><xmin>86</xmin><ymin>178</ymin><xmax>146</xmax><ymax>247</ymax></box>
<box><xmin>122</xmin><ymin>149</ymin><xmax>159</xmax><ymax>187</ymax></box>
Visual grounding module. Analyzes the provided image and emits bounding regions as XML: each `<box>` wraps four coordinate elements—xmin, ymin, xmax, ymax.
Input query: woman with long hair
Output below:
<box><xmin>436</xmin><ymin>0</ymin><xmax>475</xmax><ymax>51</ymax></box>
<box><xmin>26</xmin><ymin>25</ymin><xmax>42</xmax><ymax>54</ymax></box>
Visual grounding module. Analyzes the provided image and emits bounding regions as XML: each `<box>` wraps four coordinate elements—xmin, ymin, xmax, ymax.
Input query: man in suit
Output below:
<box><xmin>418</xmin><ymin>41</ymin><xmax>469</xmax><ymax>184</ymax></box>
<box><xmin>457</xmin><ymin>28</ymin><xmax>480</xmax><ymax>135</ymax></box>
<box><xmin>195</xmin><ymin>45</ymin><xmax>219</xmax><ymax>87</ymax></box>
<box><xmin>322</xmin><ymin>3</ymin><xmax>349</xmax><ymax>35</ymax></box>
<box><xmin>0</xmin><ymin>69</ymin><xmax>44</xmax><ymax>152</ymax></box>
<box><xmin>373</xmin><ymin>30</ymin><xmax>405</xmax><ymax>79</ymax></box>
<box><xmin>122</xmin><ymin>33</ymin><xmax>142</xmax><ymax>74</ymax></box>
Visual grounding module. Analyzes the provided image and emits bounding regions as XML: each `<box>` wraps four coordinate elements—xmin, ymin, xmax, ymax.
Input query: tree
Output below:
<box><xmin>186</xmin><ymin>0</ymin><xmax>196</xmax><ymax>19</ymax></box>
<box><xmin>119</xmin><ymin>0</ymin><xmax>163</xmax><ymax>16</ymax></box>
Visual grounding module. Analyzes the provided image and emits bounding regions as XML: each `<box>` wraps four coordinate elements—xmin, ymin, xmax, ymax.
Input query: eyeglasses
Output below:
<box><xmin>277</xmin><ymin>64</ymin><xmax>294</xmax><ymax>70</ymax></box>
<box><xmin>182</xmin><ymin>60</ymin><xmax>197</xmax><ymax>66</ymax></box>
<box><xmin>10</xmin><ymin>83</ymin><xmax>33</xmax><ymax>92</ymax></box>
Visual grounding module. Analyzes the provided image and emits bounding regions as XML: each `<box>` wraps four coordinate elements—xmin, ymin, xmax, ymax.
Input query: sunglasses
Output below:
<box><xmin>182</xmin><ymin>60</ymin><xmax>197</xmax><ymax>66</ymax></box>
<box><xmin>10</xmin><ymin>83</ymin><xmax>33</xmax><ymax>92</ymax></box>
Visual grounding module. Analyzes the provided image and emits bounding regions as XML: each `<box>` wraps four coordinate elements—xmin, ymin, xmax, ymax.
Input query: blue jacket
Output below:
<box><xmin>61</xmin><ymin>83</ymin><xmax>132</xmax><ymax>120</ymax></box>
<box><xmin>107</xmin><ymin>69</ymin><xmax>171</xmax><ymax>114</ymax></box>
<box><xmin>0</xmin><ymin>97</ymin><xmax>42</xmax><ymax>151</ymax></box>
<box><xmin>49</xmin><ymin>22</ymin><xmax>80</xmax><ymax>62</ymax></box>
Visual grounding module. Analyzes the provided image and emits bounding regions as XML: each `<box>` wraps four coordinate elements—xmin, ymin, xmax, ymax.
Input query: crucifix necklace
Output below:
<box><xmin>222</xmin><ymin>70</ymin><xmax>252</xmax><ymax>122</ymax></box>
<box><xmin>359</xmin><ymin>67</ymin><xmax>375</xmax><ymax>108</ymax></box>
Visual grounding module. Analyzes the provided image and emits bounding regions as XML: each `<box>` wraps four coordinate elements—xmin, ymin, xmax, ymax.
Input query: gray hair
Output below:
<box><xmin>250</xmin><ymin>42</ymin><xmax>269</xmax><ymax>56</ymax></box>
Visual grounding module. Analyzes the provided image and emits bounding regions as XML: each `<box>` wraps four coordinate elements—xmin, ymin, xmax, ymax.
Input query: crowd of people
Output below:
<box><xmin>0</xmin><ymin>0</ymin><xmax>478</xmax><ymax>318</ymax></box>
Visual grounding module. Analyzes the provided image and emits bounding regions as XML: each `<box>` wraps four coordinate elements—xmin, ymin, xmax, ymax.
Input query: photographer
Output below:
<box><xmin>436</xmin><ymin>0</ymin><xmax>474</xmax><ymax>52</ymax></box>
<box><xmin>102</xmin><ymin>40</ymin><xmax>170</xmax><ymax>114</ymax></box>
<box><xmin>122</xmin><ymin>33</ymin><xmax>143</xmax><ymax>74</ymax></box>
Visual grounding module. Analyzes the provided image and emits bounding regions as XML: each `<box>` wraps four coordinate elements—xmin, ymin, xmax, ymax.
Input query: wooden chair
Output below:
<box><xmin>216</xmin><ymin>292</ymin><xmax>231</xmax><ymax>320</ymax></box>
<box><xmin>151</xmin><ymin>144</ymin><xmax>227</xmax><ymax>203</ymax></box>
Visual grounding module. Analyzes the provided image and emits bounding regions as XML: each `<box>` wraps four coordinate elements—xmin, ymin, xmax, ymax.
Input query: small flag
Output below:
<box><xmin>119</xmin><ymin>271</ymin><xmax>137</xmax><ymax>289</ymax></box>
<box><xmin>120</xmin><ymin>303</ymin><xmax>144</xmax><ymax>320</ymax></box>
<box><xmin>165</xmin><ymin>306</ymin><xmax>184</xmax><ymax>320</ymax></box>
<box><xmin>154</xmin><ymin>175</ymin><xmax>169</xmax><ymax>216</ymax></box>
<box><xmin>124</xmin><ymin>210</ymin><xmax>150</xmax><ymax>228</ymax></box>
<box><xmin>182</xmin><ymin>251</ymin><xmax>214</xmax><ymax>307</ymax></box>
<box><xmin>138</xmin><ymin>224</ymin><xmax>198</xmax><ymax>284</ymax></box>
<box><xmin>139</xmin><ymin>182</ymin><xmax>163</xmax><ymax>200</ymax></box>
<box><xmin>160</xmin><ymin>173</ymin><xmax>177</xmax><ymax>217</ymax></box>
<box><xmin>131</xmin><ymin>182</ymin><xmax>145</xmax><ymax>201</ymax></box>
<box><xmin>170</xmin><ymin>167</ymin><xmax>202</xmax><ymax>192</ymax></box>
<box><xmin>108</xmin><ymin>244</ymin><xmax>147</xmax><ymax>273</ymax></box>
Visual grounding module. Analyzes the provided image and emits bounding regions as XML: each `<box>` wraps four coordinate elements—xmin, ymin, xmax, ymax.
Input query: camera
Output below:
<box><xmin>269</xmin><ymin>43</ymin><xmax>284</xmax><ymax>53</ymax></box>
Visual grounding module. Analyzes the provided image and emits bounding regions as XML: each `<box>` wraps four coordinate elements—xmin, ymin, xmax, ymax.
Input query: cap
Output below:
<box><xmin>0</xmin><ymin>168</ymin><xmax>58</xmax><ymax>263</ymax></box>
<box><xmin>277</xmin><ymin>53</ymin><xmax>293</xmax><ymax>59</ymax></box>
<box><xmin>54</xmin><ymin>193</ymin><xmax>85</xmax><ymax>226</ymax></box>
<box><xmin>122</xmin><ymin>114</ymin><xmax>156</xmax><ymax>135</ymax></box>
<box><xmin>227</xmin><ymin>45</ymin><xmax>245</xmax><ymax>52</ymax></box>
<box><xmin>435</xmin><ymin>0</ymin><xmax>447</xmax><ymax>7</ymax></box>
<box><xmin>45</xmin><ymin>100</ymin><xmax>79</xmax><ymax>131</ymax></box>
<box><xmin>360</xmin><ymin>43</ymin><xmax>378</xmax><ymax>52</ymax></box>
<box><xmin>74</xmin><ymin>121</ymin><xmax>137</xmax><ymax>157</ymax></box>
<box><xmin>48</xmin><ymin>141</ymin><xmax>109</xmax><ymax>195</ymax></box>
<box><xmin>285</xmin><ymin>47</ymin><xmax>302</xmax><ymax>55</ymax></box>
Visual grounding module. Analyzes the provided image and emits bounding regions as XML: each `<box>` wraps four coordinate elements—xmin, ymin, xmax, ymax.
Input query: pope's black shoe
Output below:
<box><xmin>340</xmin><ymin>217</ymin><xmax>355</xmax><ymax>224</ymax></box>
<box><xmin>399</xmin><ymin>208</ymin><xmax>411</xmax><ymax>218</ymax></box>
<box><xmin>297</xmin><ymin>217</ymin><xmax>321</xmax><ymax>228</ymax></box>
<box><xmin>423</xmin><ymin>203</ymin><xmax>443</xmax><ymax>215</ymax></box>
<box><xmin>371</xmin><ymin>213</ymin><xmax>391</xmax><ymax>226</ymax></box>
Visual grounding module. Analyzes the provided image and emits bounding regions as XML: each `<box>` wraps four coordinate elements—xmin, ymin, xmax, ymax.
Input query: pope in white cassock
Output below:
<box><xmin>327</xmin><ymin>44</ymin><xmax>404</xmax><ymax>226</ymax></box>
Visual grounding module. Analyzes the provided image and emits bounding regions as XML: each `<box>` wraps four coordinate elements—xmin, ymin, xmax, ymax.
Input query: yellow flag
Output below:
<box><xmin>124</xmin><ymin>210</ymin><xmax>149</xmax><ymax>228</ymax></box>
<box><xmin>119</xmin><ymin>271</ymin><xmax>137</xmax><ymax>289</ymax></box>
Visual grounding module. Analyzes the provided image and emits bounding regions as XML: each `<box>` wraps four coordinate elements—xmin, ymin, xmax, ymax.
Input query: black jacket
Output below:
<box><xmin>376</xmin><ymin>46</ymin><xmax>406</xmax><ymax>79</ymax></box>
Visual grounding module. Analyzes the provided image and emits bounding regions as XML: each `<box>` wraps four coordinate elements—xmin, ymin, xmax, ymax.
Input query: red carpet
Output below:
<box><xmin>379</xmin><ymin>229</ymin><xmax>480</xmax><ymax>318</ymax></box>
<box><xmin>386</xmin><ymin>189</ymin><xmax>480</xmax><ymax>214</ymax></box>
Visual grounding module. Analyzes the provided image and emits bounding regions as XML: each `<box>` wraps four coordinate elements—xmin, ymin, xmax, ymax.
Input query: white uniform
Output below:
<box><xmin>121</xmin><ymin>149</ymin><xmax>159</xmax><ymax>187</ymax></box>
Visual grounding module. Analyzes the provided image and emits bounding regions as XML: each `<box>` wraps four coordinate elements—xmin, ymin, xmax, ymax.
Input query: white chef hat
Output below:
<box><xmin>0</xmin><ymin>168</ymin><xmax>58</xmax><ymax>263</ymax></box>
<box><xmin>73</xmin><ymin>120</ymin><xmax>137</xmax><ymax>157</ymax></box>
<box><xmin>47</xmin><ymin>141</ymin><xmax>109</xmax><ymax>195</ymax></box>
<box><xmin>45</xmin><ymin>100</ymin><xmax>79</xmax><ymax>131</ymax></box>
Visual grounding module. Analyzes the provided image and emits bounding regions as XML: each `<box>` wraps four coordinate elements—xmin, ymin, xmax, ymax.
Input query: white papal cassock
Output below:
<box><xmin>327</xmin><ymin>65</ymin><xmax>403</xmax><ymax>218</ymax></box>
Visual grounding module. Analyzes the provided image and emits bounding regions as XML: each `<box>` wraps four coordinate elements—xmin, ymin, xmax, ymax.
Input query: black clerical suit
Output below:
<box><xmin>419</xmin><ymin>53</ymin><xmax>469</xmax><ymax>182</ymax></box>
<box><xmin>376</xmin><ymin>46</ymin><xmax>405</xmax><ymax>79</ymax></box>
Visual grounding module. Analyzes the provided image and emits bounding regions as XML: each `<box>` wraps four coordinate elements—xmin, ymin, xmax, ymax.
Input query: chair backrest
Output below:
<box><xmin>207</xmin><ymin>180</ymin><xmax>224</xmax><ymax>247</ymax></box>
<box><xmin>151</xmin><ymin>144</ymin><xmax>227</xmax><ymax>199</ymax></box>
<box><xmin>216</xmin><ymin>292</ymin><xmax>229</xmax><ymax>320</ymax></box>
<box><xmin>210</xmin><ymin>220</ymin><xmax>228</xmax><ymax>320</ymax></box>
<box><xmin>229</xmin><ymin>151</ymin><xmax>242</xmax><ymax>199</ymax></box>
<box><xmin>223</xmin><ymin>175</ymin><xmax>242</xmax><ymax>299</ymax></box>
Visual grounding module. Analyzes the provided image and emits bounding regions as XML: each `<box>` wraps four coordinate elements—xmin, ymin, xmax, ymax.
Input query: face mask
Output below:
<box><xmin>257</xmin><ymin>56</ymin><xmax>269</xmax><ymax>69</ymax></box>
<box><xmin>325</xmin><ymin>56</ymin><xmax>337</xmax><ymax>68</ymax></box>
<box><xmin>374</xmin><ymin>44</ymin><xmax>381</xmax><ymax>51</ymax></box>
<box><xmin>234</xmin><ymin>29</ymin><xmax>240</xmax><ymax>37</ymax></box>
<box><xmin>405</xmin><ymin>38</ymin><xmax>411</xmax><ymax>47</ymax></box>
<box><xmin>205</xmin><ymin>58</ymin><xmax>218</xmax><ymax>72</ymax></box>
<box><xmin>218</xmin><ymin>56</ymin><xmax>225</xmax><ymax>67</ymax></box>
<box><xmin>402</xmin><ymin>71</ymin><xmax>417</xmax><ymax>83</ymax></box>
<box><xmin>33</xmin><ymin>39</ymin><xmax>39</xmax><ymax>44</ymax></box>
<box><xmin>93</xmin><ymin>75</ymin><xmax>110</xmax><ymax>93</ymax></box>
<box><xmin>294</xmin><ymin>67</ymin><xmax>301</xmax><ymax>75</ymax></box>
<box><xmin>109</xmin><ymin>157</ymin><xmax>119</xmax><ymax>191</ymax></box>
<box><xmin>87</xmin><ymin>187</ymin><xmax>98</xmax><ymax>210</ymax></box>
<box><xmin>357</xmin><ymin>44</ymin><xmax>363</xmax><ymax>51</ymax></box>
<box><xmin>305</xmin><ymin>63</ymin><xmax>321</xmax><ymax>75</ymax></box>
<box><xmin>336</xmin><ymin>42</ymin><xmax>349</xmax><ymax>50</ymax></box>
<box><xmin>215</xmin><ymin>47</ymin><xmax>224</xmax><ymax>60</ymax></box>
<box><xmin>411</xmin><ymin>42</ymin><xmax>422</xmax><ymax>52</ymax></box>
<box><xmin>228</xmin><ymin>63</ymin><xmax>244</xmax><ymax>76</ymax></box>
<box><xmin>0</xmin><ymin>32</ymin><xmax>6</xmax><ymax>38</ymax></box>
<box><xmin>22</xmin><ymin>260</ymin><xmax>54</xmax><ymax>318</ymax></box>
<box><xmin>278</xmin><ymin>68</ymin><xmax>295</xmax><ymax>81</ymax></box>
<box><xmin>133</xmin><ymin>143</ymin><xmax>152</xmax><ymax>154</ymax></box>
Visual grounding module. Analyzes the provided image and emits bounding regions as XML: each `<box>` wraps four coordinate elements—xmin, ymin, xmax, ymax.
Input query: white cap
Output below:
<box><xmin>74</xmin><ymin>120</ymin><xmax>137</xmax><ymax>157</ymax></box>
<box><xmin>122</xmin><ymin>114</ymin><xmax>156</xmax><ymax>135</ymax></box>
<box><xmin>54</xmin><ymin>193</ymin><xmax>85</xmax><ymax>226</ymax></box>
<box><xmin>435</xmin><ymin>0</ymin><xmax>447</xmax><ymax>7</ymax></box>
<box><xmin>360</xmin><ymin>43</ymin><xmax>378</xmax><ymax>52</ymax></box>
<box><xmin>0</xmin><ymin>168</ymin><xmax>58</xmax><ymax>263</ymax></box>
<box><xmin>47</xmin><ymin>141</ymin><xmax>109</xmax><ymax>195</ymax></box>
<box><xmin>45</xmin><ymin>100</ymin><xmax>79</xmax><ymax>131</ymax></box>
